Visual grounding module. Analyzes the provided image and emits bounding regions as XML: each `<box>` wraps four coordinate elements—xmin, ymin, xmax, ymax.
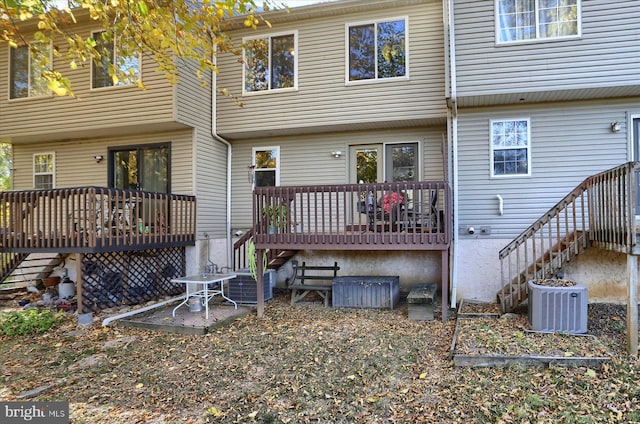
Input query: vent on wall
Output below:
<box><xmin>528</xmin><ymin>280</ymin><xmax>588</xmax><ymax>334</ymax></box>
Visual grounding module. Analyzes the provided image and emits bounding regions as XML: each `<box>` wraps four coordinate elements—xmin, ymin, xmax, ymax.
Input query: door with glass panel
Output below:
<box><xmin>350</xmin><ymin>145</ymin><xmax>383</xmax><ymax>226</ymax></box>
<box><xmin>634</xmin><ymin>118</ymin><xmax>640</xmax><ymax>216</ymax></box>
<box><xmin>109</xmin><ymin>144</ymin><xmax>170</xmax><ymax>233</ymax></box>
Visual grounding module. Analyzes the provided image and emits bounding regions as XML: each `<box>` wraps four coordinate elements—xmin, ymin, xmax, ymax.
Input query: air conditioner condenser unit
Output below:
<box><xmin>528</xmin><ymin>280</ymin><xmax>588</xmax><ymax>334</ymax></box>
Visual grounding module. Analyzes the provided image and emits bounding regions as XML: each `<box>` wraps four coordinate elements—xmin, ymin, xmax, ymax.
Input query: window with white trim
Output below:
<box><xmin>253</xmin><ymin>147</ymin><xmax>280</xmax><ymax>187</ymax></box>
<box><xmin>490</xmin><ymin>119</ymin><xmax>530</xmax><ymax>177</ymax></box>
<box><xmin>9</xmin><ymin>42</ymin><xmax>51</xmax><ymax>99</ymax></box>
<box><xmin>496</xmin><ymin>0</ymin><xmax>579</xmax><ymax>43</ymax></box>
<box><xmin>34</xmin><ymin>153</ymin><xmax>55</xmax><ymax>189</ymax></box>
<box><xmin>243</xmin><ymin>32</ymin><xmax>297</xmax><ymax>93</ymax></box>
<box><xmin>91</xmin><ymin>31</ymin><xmax>140</xmax><ymax>89</ymax></box>
<box><xmin>347</xmin><ymin>17</ymin><xmax>407</xmax><ymax>82</ymax></box>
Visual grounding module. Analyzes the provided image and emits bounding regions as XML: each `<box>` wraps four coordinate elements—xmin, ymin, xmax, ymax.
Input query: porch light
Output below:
<box><xmin>611</xmin><ymin>122</ymin><xmax>621</xmax><ymax>133</ymax></box>
<box><xmin>93</xmin><ymin>155</ymin><xmax>103</xmax><ymax>163</ymax></box>
<box><xmin>332</xmin><ymin>151</ymin><xmax>343</xmax><ymax>158</ymax></box>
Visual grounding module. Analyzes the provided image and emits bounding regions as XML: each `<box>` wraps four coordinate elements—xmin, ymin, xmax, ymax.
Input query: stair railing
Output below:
<box><xmin>498</xmin><ymin>162</ymin><xmax>638</xmax><ymax>312</ymax></box>
<box><xmin>232</xmin><ymin>227</ymin><xmax>290</xmax><ymax>271</ymax></box>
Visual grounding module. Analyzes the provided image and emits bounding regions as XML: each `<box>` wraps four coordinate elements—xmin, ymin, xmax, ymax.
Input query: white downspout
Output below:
<box><xmin>444</xmin><ymin>0</ymin><xmax>459</xmax><ymax>308</ymax></box>
<box><xmin>212</xmin><ymin>60</ymin><xmax>233</xmax><ymax>270</ymax></box>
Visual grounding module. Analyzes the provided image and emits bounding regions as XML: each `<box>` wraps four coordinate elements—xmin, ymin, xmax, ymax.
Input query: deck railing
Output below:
<box><xmin>252</xmin><ymin>181</ymin><xmax>451</xmax><ymax>251</ymax></box>
<box><xmin>0</xmin><ymin>187</ymin><xmax>196</xmax><ymax>253</ymax></box>
<box><xmin>498</xmin><ymin>162</ymin><xmax>637</xmax><ymax>311</ymax></box>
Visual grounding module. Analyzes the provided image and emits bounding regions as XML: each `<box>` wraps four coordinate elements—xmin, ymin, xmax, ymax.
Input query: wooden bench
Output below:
<box><xmin>288</xmin><ymin>261</ymin><xmax>339</xmax><ymax>307</ymax></box>
<box><xmin>407</xmin><ymin>283</ymin><xmax>437</xmax><ymax>321</ymax></box>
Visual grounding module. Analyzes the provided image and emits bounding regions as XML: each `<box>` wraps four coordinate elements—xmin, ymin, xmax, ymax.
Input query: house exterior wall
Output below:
<box><xmin>11</xmin><ymin>129</ymin><xmax>194</xmax><ymax>194</ymax></box>
<box><xmin>230</xmin><ymin>126</ymin><xmax>447</xmax><ymax>231</ymax></box>
<box><xmin>216</xmin><ymin>0</ymin><xmax>445</xmax><ymax>139</ymax></box>
<box><xmin>453</xmin><ymin>0</ymin><xmax>640</xmax><ymax>103</ymax></box>
<box><xmin>0</xmin><ymin>20</ymin><xmax>179</xmax><ymax>144</ymax></box>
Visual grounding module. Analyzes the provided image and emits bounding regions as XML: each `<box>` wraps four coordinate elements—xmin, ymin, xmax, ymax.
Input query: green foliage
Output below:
<box><xmin>0</xmin><ymin>0</ymin><xmax>283</xmax><ymax>96</ymax></box>
<box><xmin>0</xmin><ymin>308</ymin><xmax>65</xmax><ymax>336</ymax></box>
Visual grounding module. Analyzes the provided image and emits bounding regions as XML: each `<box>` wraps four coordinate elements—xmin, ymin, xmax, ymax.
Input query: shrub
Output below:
<box><xmin>0</xmin><ymin>308</ymin><xmax>65</xmax><ymax>336</ymax></box>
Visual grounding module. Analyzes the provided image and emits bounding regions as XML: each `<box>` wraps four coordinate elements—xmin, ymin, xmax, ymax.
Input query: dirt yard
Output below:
<box><xmin>1</xmin><ymin>295</ymin><xmax>639</xmax><ymax>423</ymax></box>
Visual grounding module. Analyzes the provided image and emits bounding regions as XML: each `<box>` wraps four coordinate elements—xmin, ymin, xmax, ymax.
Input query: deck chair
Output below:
<box><xmin>358</xmin><ymin>191</ymin><xmax>405</xmax><ymax>231</ymax></box>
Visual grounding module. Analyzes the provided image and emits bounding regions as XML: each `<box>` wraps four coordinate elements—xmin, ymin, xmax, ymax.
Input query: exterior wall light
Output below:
<box><xmin>611</xmin><ymin>122</ymin><xmax>621</xmax><ymax>133</ymax></box>
<box><xmin>93</xmin><ymin>155</ymin><xmax>103</xmax><ymax>163</ymax></box>
<box><xmin>332</xmin><ymin>151</ymin><xmax>343</xmax><ymax>158</ymax></box>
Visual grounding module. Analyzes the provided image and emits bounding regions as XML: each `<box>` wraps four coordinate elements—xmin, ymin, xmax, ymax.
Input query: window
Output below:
<box><xmin>496</xmin><ymin>0</ymin><xmax>579</xmax><ymax>43</ymax></box>
<box><xmin>253</xmin><ymin>147</ymin><xmax>280</xmax><ymax>187</ymax></box>
<box><xmin>347</xmin><ymin>17</ymin><xmax>407</xmax><ymax>82</ymax></box>
<box><xmin>33</xmin><ymin>153</ymin><xmax>54</xmax><ymax>189</ymax></box>
<box><xmin>91</xmin><ymin>31</ymin><xmax>140</xmax><ymax>89</ymax></box>
<box><xmin>9</xmin><ymin>42</ymin><xmax>51</xmax><ymax>99</ymax></box>
<box><xmin>491</xmin><ymin>119</ymin><xmax>531</xmax><ymax>177</ymax></box>
<box><xmin>243</xmin><ymin>32</ymin><xmax>297</xmax><ymax>93</ymax></box>
<box><xmin>386</xmin><ymin>143</ymin><xmax>418</xmax><ymax>182</ymax></box>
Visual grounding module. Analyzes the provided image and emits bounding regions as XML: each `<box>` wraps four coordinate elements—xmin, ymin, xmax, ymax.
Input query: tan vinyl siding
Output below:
<box><xmin>217</xmin><ymin>1</ymin><xmax>445</xmax><ymax>138</ymax></box>
<box><xmin>12</xmin><ymin>130</ymin><xmax>194</xmax><ymax>195</ymax></box>
<box><xmin>230</xmin><ymin>127</ymin><xmax>446</xmax><ymax>229</ymax></box>
<box><xmin>0</xmin><ymin>20</ymin><xmax>177</xmax><ymax>143</ymax></box>
<box><xmin>457</xmin><ymin>99</ymin><xmax>635</xmax><ymax>239</ymax></box>
<box><xmin>453</xmin><ymin>0</ymin><xmax>640</xmax><ymax>101</ymax></box>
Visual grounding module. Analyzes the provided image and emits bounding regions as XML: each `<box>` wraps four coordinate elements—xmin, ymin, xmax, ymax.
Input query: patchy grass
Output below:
<box><xmin>1</xmin><ymin>296</ymin><xmax>639</xmax><ymax>423</ymax></box>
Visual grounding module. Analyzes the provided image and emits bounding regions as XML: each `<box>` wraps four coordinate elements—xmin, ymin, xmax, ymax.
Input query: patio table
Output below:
<box><xmin>171</xmin><ymin>273</ymin><xmax>238</xmax><ymax>319</ymax></box>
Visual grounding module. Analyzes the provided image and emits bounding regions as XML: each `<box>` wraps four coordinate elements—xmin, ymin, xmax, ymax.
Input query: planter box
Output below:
<box><xmin>528</xmin><ymin>280</ymin><xmax>587</xmax><ymax>334</ymax></box>
<box><xmin>227</xmin><ymin>270</ymin><xmax>274</xmax><ymax>304</ymax></box>
<box><xmin>332</xmin><ymin>276</ymin><xmax>400</xmax><ymax>309</ymax></box>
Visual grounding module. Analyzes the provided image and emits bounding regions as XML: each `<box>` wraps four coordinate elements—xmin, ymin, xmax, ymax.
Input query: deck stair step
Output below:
<box><xmin>1</xmin><ymin>253</ymin><xmax>67</xmax><ymax>287</ymax></box>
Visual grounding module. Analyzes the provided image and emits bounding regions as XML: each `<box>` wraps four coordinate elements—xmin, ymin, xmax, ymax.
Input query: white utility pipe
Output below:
<box><xmin>101</xmin><ymin>296</ymin><xmax>183</xmax><ymax>327</ymax></box>
<box><xmin>496</xmin><ymin>194</ymin><xmax>504</xmax><ymax>215</ymax></box>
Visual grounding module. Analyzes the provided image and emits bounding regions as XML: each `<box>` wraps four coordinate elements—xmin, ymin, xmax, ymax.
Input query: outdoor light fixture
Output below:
<box><xmin>332</xmin><ymin>151</ymin><xmax>343</xmax><ymax>158</ymax></box>
<box><xmin>611</xmin><ymin>122</ymin><xmax>621</xmax><ymax>133</ymax></box>
<box><xmin>93</xmin><ymin>155</ymin><xmax>103</xmax><ymax>163</ymax></box>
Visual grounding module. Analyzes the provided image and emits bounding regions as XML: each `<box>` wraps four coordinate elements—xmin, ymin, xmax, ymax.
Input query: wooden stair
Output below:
<box><xmin>498</xmin><ymin>232</ymin><xmax>589</xmax><ymax>312</ymax></box>
<box><xmin>233</xmin><ymin>228</ymin><xmax>297</xmax><ymax>271</ymax></box>
<box><xmin>0</xmin><ymin>252</ymin><xmax>68</xmax><ymax>288</ymax></box>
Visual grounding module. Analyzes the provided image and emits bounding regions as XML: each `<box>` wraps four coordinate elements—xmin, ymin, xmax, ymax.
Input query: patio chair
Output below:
<box><xmin>358</xmin><ymin>191</ymin><xmax>405</xmax><ymax>231</ymax></box>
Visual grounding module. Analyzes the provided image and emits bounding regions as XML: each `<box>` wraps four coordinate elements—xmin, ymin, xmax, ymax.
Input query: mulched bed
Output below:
<box><xmin>1</xmin><ymin>294</ymin><xmax>639</xmax><ymax>423</ymax></box>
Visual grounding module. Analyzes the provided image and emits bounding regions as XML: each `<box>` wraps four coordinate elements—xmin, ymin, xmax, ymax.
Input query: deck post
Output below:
<box><xmin>441</xmin><ymin>250</ymin><xmax>448</xmax><ymax>322</ymax></box>
<box><xmin>627</xmin><ymin>254</ymin><xmax>638</xmax><ymax>355</ymax></box>
<box><xmin>75</xmin><ymin>253</ymin><xmax>84</xmax><ymax>314</ymax></box>
<box><xmin>257</xmin><ymin>248</ymin><xmax>264</xmax><ymax>318</ymax></box>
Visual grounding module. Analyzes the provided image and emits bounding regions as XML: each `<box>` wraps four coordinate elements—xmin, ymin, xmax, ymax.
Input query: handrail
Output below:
<box><xmin>0</xmin><ymin>186</ymin><xmax>196</xmax><ymax>252</ymax></box>
<box><xmin>252</xmin><ymin>180</ymin><xmax>451</xmax><ymax>250</ymax></box>
<box><xmin>498</xmin><ymin>162</ymin><xmax>638</xmax><ymax>311</ymax></box>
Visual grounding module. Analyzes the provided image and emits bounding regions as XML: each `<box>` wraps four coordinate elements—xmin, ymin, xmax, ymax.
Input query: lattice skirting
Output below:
<box><xmin>80</xmin><ymin>248</ymin><xmax>185</xmax><ymax>313</ymax></box>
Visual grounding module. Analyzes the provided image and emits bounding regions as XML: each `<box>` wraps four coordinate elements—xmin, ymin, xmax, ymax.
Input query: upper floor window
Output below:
<box><xmin>252</xmin><ymin>147</ymin><xmax>280</xmax><ymax>187</ymax></box>
<box><xmin>243</xmin><ymin>32</ymin><xmax>297</xmax><ymax>94</ymax></box>
<box><xmin>490</xmin><ymin>119</ymin><xmax>531</xmax><ymax>177</ymax></box>
<box><xmin>34</xmin><ymin>153</ymin><xmax>54</xmax><ymax>189</ymax></box>
<box><xmin>91</xmin><ymin>31</ymin><xmax>140</xmax><ymax>89</ymax></box>
<box><xmin>347</xmin><ymin>17</ymin><xmax>407</xmax><ymax>82</ymax></box>
<box><xmin>496</xmin><ymin>0</ymin><xmax>579</xmax><ymax>43</ymax></box>
<box><xmin>9</xmin><ymin>42</ymin><xmax>51</xmax><ymax>99</ymax></box>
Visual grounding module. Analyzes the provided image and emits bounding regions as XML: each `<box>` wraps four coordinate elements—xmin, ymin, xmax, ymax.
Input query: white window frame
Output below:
<box><xmin>490</xmin><ymin>118</ymin><xmax>531</xmax><ymax>178</ymax></box>
<box><xmin>382</xmin><ymin>141</ymin><xmax>421</xmax><ymax>183</ymax></box>
<box><xmin>495</xmin><ymin>0</ymin><xmax>581</xmax><ymax>45</ymax></box>
<box><xmin>33</xmin><ymin>152</ymin><xmax>55</xmax><ymax>189</ymax></box>
<box><xmin>90</xmin><ymin>30</ymin><xmax>141</xmax><ymax>90</ymax></box>
<box><xmin>345</xmin><ymin>16</ymin><xmax>410</xmax><ymax>85</ymax></box>
<box><xmin>242</xmin><ymin>31</ymin><xmax>298</xmax><ymax>96</ymax></box>
<box><xmin>8</xmin><ymin>41</ymin><xmax>52</xmax><ymax>100</ymax></box>
<box><xmin>252</xmin><ymin>146</ymin><xmax>280</xmax><ymax>187</ymax></box>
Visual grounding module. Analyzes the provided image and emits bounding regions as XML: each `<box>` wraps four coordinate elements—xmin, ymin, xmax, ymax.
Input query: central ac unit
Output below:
<box><xmin>528</xmin><ymin>280</ymin><xmax>588</xmax><ymax>334</ymax></box>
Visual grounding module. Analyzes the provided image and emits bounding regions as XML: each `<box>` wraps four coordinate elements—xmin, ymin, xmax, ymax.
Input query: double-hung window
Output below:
<box><xmin>91</xmin><ymin>31</ymin><xmax>140</xmax><ymax>89</ymax></box>
<box><xmin>490</xmin><ymin>119</ymin><xmax>531</xmax><ymax>177</ymax></box>
<box><xmin>347</xmin><ymin>17</ymin><xmax>407</xmax><ymax>82</ymax></box>
<box><xmin>9</xmin><ymin>42</ymin><xmax>51</xmax><ymax>99</ymax></box>
<box><xmin>34</xmin><ymin>153</ymin><xmax>55</xmax><ymax>189</ymax></box>
<box><xmin>252</xmin><ymin>147</ymin><xmax>280</xmax><ymax>187</ymax></box>
<box><xmin>496</xmin><ymin>0</ymin><xmax>580</xmax><ymax>43</ymax></box>
<box><xmin>243</xmin><ymin>32</ymin><xmax>297</xmax><ymax>94</ymax></box>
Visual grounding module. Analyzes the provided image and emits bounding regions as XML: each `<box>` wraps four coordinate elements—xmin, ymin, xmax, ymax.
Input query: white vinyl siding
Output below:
<box><xmin>457</xmin><ymin>100</ymin><xmax>632</xmax><ymax>239</ymax></box>
<box><xmin>217</xmin><ymin>1</ymin><xmax>445</xmax><ymax>138</ymax></box>
<box><xmin>454</xmin><ymin>0</ymin><xmax>640</xmax><ymax>104</ymax></box>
